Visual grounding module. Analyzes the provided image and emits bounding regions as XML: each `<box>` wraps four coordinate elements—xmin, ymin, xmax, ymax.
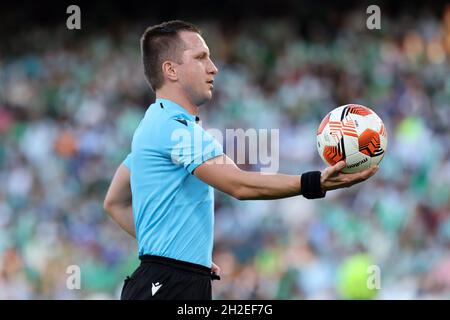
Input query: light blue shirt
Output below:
<box><xmin>123</xmin><ymin>98</ymin><xmax>223</xmax><ymax>267</ymax></box>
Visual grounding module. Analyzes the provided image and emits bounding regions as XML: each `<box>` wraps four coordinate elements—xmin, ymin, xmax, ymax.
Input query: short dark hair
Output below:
<box><xmin>140</xmin><ymin>20</ymin><xmax>201</xmax><ymax>91</ymax></box>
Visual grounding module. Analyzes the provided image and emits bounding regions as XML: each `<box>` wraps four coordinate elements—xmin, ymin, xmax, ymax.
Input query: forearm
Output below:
<box><xmin>194</xmin><ymin>155</ymin><xmax>302</xmax><ymax>200</ymax></box>
<box><xmin>196</xmin><ymin>155</ymin><xmax>378</xmax><ymax>202</ymax></box>
<box><xmin>233</xmin><ymin>170</ymin><xmax>301</xmax><ymax>200</ymax></box>
<box><xmin>106</xmin><ymin>205</ymin><xmax>136</xmax><ymax>238</ymax></box>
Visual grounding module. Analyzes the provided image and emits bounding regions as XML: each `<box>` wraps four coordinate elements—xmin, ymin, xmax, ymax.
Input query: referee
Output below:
<box><xmin>103</xmin><ymin>20</ymin><xmax>378</xmax><ymax>300</ymax></box>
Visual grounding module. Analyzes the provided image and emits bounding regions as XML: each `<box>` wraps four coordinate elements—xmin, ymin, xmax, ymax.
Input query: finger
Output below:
<box><xmin>370</xmin><ymin>165</ymin><xmax>379</xmax><ymax>175</ymax></box>
<box><xmin>351</xmin><ymin>166</ymin><xmax>379</xmax><ymax>183</ymax></box>
<box><xmin>211</xmin><ymin>263</ymin><xmax>221</xmax><ymax>275</ymax></box>
<box><xmin>334</xmin><ymin>161</ymin><xmax>346</xmax><ymax>172</ymax></box>
<box><xmin>363</xmin><ymin>166</ymin><xmax>379</xmax><ymax>179</ymax></box>
<box><xmin>215</xmin><ymin>266</ymin><xmax>221</xmax><ymax>275</ymax></box>
<box><xmin>323</xmin><ymin>161</ymin><xmax>346</xmax><ymax>179</ymax></box>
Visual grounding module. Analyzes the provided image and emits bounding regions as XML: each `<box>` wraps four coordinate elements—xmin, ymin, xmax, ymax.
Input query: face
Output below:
<box><xmin>175</xmin><ymin>31</ymin><xmax>219</xmax><ymax>106</ymax></box>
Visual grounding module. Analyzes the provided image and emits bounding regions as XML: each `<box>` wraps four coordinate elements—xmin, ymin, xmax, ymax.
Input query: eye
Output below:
<box><xmin>195</xmin><ymin>53</ymin><xmax>207</xmax><ymax>60</ymax></box>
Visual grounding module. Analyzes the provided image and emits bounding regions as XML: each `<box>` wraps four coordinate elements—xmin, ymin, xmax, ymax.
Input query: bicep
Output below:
<box><xmin>193</xmin><ymin>154</ymin><xmax>242</xmax><ymax>197</ymax></box>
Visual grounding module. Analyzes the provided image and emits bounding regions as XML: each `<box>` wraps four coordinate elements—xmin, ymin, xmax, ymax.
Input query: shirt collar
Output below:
<box><xmin>155</xmin><ymin>98</ymin><xmax>197</xmax><ymax>122</ymax></box>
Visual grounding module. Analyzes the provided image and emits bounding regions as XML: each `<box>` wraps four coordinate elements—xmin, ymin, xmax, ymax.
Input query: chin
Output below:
<box><xmin>196</xmin><ymin>93</ymin><xmax>212</xmax><ymax>106</ymax></box>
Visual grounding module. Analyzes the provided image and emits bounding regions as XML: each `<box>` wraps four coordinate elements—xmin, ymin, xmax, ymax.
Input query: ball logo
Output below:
<box><xmin>347</xmin><ymin>158</ymin><xmax>368</xmax><ymax>169</ymax></box>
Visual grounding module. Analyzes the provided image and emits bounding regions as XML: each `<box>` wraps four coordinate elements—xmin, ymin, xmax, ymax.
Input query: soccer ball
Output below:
<box><xmin>316</xmin><ymin>104</ymin><xmax>387</xmax><ymax>173</ymax></box>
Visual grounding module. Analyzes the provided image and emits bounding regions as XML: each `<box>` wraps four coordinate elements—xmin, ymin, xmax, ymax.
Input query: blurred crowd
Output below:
<box><xmin>1</xmin><ymin>5</ymin><xmax>450</xmax><ymax>299</ymax></box>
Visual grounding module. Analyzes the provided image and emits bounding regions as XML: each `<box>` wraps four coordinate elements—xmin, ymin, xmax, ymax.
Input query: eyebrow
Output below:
<box><xmin>195</xmin><ymin>51</ymin><xmax>208</xmax><ymax>58</ymax></box>
<box><xmin>194</xmin><ymin>50</ymin><xmax>209</xmax><ymax>58</ymax></box>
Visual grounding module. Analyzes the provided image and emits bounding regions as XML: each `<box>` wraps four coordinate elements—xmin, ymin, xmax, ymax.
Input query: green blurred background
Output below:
<box><xmin>0</xmin><ymin>0</ymin><xmax>449</xmax><ymax>299</ymax></box>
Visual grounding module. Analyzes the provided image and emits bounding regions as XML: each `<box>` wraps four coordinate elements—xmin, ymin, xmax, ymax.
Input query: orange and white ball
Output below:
<box><xmin>316</xmin><ymin>104</ymin><xmax>388</xmax><ymax>173</ymax></box>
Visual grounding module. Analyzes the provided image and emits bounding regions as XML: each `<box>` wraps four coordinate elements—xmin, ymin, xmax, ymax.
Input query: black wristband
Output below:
<box><xmin>301</xmin><ymin>171</ymin><xmax>326</xmax><ymax>199</ymax></box>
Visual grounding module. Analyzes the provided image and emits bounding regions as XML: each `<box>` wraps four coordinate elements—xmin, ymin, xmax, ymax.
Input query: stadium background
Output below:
<box><xmin>1</xmin><ymin>0</ymin><xmax>450</xmax><ymax>299</ymax></box>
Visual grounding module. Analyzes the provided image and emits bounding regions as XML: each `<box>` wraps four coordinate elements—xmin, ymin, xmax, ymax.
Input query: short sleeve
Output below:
<box><xmin>123</xmin><ymin>153</ymin><xmax>132</xmax><ymax>170</ymax></box>
<box><xmin>165</xmin><ymin>119</ymin><xmax>223</xmax><ymax>174</ymax></box>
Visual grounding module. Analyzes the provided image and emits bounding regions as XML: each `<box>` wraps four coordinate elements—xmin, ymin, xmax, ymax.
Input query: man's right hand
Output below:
<box><xmin>320</xmin><ymin>160</ymin><xmax>378</xmax><ymax>192</ymax></box>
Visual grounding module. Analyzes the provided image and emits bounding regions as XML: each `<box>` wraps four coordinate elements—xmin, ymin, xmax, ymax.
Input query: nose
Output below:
<box><xmin>208</xmin><ymin>58</ymin><xmax>219</xmax><ymax>75</ymax></box>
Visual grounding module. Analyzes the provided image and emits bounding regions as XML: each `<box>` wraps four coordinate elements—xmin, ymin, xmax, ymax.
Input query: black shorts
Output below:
<box><xmin>120</xmin><ymin>255</ymin><xmax>217</xmax><ymax>300</ymax></box>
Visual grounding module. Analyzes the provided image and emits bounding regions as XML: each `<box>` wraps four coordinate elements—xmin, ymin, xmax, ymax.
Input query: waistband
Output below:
<box><xmin>139</xmin><ymin>254</ymin><xmax>211</xmax><ymax>276</ymax></box>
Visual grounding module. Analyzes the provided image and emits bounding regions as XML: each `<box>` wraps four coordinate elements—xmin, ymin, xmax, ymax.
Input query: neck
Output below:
<box><xmin>156</xmin><ymin>87</ymin><xmax>199</xmax><ymax>116</ymax></box>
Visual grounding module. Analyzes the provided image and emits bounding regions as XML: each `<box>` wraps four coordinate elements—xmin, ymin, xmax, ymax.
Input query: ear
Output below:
<box><xmin>162</xmin><ymin>61</ymin><xmax>178</xmax><ymax>82</ymax></box>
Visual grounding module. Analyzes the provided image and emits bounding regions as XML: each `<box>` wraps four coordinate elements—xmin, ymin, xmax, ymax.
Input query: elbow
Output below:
<box><xmin>231</xmin><ymin>186</ymin><xmax>250</xmax><ymax>201</ymax></box>
<box><xmin>228</xmin><ymin>177</ymin><xmax>257</xmax><ymax>200</ymax></box>
<box><xmin>103</xmin><ymin>196</ymin><xmax>131</xmax><ymax>215</ymax></box>
<box><xmin>103</xmin><ymin>197</ymin><xmax>113</xmax><ymax>214</ymax></box>
<box><xmin>232</xmin><ymin>192</ymin><xmax>245</xmax><ymax>201</ymax></box>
